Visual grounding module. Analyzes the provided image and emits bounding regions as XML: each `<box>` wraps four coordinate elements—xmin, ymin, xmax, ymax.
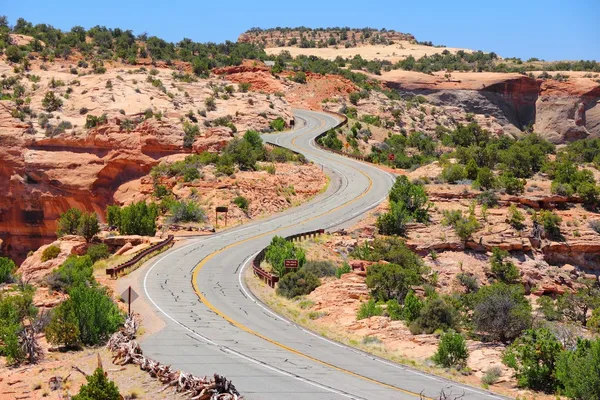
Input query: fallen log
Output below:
<box><xmin>107</xmin><ymin>315</ymin><xmax>242</xmax><ymax>399</ymax></box>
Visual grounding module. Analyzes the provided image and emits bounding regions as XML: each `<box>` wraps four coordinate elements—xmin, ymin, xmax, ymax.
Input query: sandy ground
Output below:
<box><xmin>265</xmin><ymin>41</ymin><xmax>472</xmax><ymax>62</ymax></box>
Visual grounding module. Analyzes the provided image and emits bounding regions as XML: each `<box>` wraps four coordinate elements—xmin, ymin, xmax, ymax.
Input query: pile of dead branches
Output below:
<box><xmin>107</xmin><ymin>315</ymin><xmax>242</xmax><ymax>399</ymax></box>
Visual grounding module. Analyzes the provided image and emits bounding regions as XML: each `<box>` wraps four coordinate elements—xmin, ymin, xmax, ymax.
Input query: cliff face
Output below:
<box><xmin>378</xmin><ymin>71</ymin><xmax>600</xmax><ymax>142</ymax></box>
<box><xmin>0</xmin><ymin>61</ymin><xmax>293</xmax><ymax>262</ymax></box>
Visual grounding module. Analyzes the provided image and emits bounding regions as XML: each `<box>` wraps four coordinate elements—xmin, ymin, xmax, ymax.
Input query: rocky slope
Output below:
<box><xmin>0</xmin><ymin>59</ymin><xmax>292</xmax><ymax>262</ymax></box>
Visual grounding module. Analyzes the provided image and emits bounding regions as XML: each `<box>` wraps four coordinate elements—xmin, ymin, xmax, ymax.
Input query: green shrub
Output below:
<box><xmin>182</xmin><ymin>122</ymin><xmax>200</xmax><ymax>149</ymax></box>
<box><xmin>238</xmin><ymin>82</ymin><xmax>251</xmax><ymax>92</ymax></box>
<box><xmin>433</xmin><ymin>331</ymin><xmax>469</xmax><ymax>368</ymax></box>
<box><xmin>556</xmin><ymin>338</ymin><xmax>600</xmax><ymax>400</ymax></box>
<box><xmin>269</xmin><ymin>117</ymin><xmax>286</xmax><ymax>131</ymax></box>
<box><xmin>276</xmin><ymin>269</ymin><xmax>320</xmax><ymax>298</ymax></box>
<box><xmin>56</xmin><ymin>208</ymin><xmax>99</xmax><ymax>242</ymax></box>
<box><xmin>536</xmin><ymin>210</ymin><xmax>562</xmax><ymax>240</ymax></box>
<box><xmin>376</xmin><ymin>201</ymin><xmax>410</xmax><ymax>235</ymax></box>
<box><xmin>366</xmin><ymin>262</ymin><xmax>422</xmax><ymax>303</ymax></box>
<box><xmin>481</xmin><ymin>366</ymin><xmax>503</xmax><ymax>386</ymax></box>
<box><xmin>292</xmin><ymin>71</ymin><xmax>306</xmax><ymax>84</ymax></box>
<box><xmin>499</xmin><ymin>171</ymin><xmax>525</xmax><ymax>194</ymax></box>
<box><xmin>68</xmin><ymin>285</ymin><xmax>123</xmax><ymax>346</ymax></box>
<box><xmin>302</xmin><ymin>260</ymin><xmax>336</xmax><ymax>278</ymax></box>
<box><xmin>442</xmin><ymin>210</ymin><xmax>480</xmax><ymax>241</ymax></box>
<box><xmin>168</xmin><ymin>200</ymin><xmax>205</xmax><ymax>223</ymax></box>
<box><xmin>57</xmin><ymin>208</ymin><xmax>83</xmax><ymax>237</ymax></box>
<box><xmin>265</xmin><ymin>236</ymin><xmax>306</xmax><ymax>277</ymax></box>
<box><xmin>0</xmin><ymin>257</ymin><xmax>16</xmax><ymax>284</ymax></box>
<box><xmin>233</xmin><ymin>196</ymin><xmax>249</xmax><ymax>211</ymax></box>
<box><xmin>349</xmin><ymin>92</ymin><xmax>360</xmax><ymax>105</ymax></box>
<box><xmin>335</xmin><ymin>262</ymin><xmax>351</xmax><ymax>278</ymax></box>
<box><xmin>473</xmin><ymin>283</ymin><xmax>532</xmax><ymax>342</ymax></box>
<box><xmin>441</xmin><ymin>164</ymin><xmax>467</xmax><ymax>183</ymax></box>
<box><xmin>388</xmin><ymin>176</ymin><xmax>430</xmax><ymax>222</ymax></box>
<box><xmin>477</xmin><ymin>190</ymin><xmax>499</xmax><ymax>207</ymax></box>
<box><xmin>41</xmin><ymin>245</ymin><xmax>61</xmax><ymax>262</ymax></box>
<box><xmin>503</xmin><ymin>328</ymin><xmax>563</xmax><ymax>392</ymax></box>
<box><xmin>456</xmin><ymin>273</ymin><xmax>479</xmax><ymax>293</ymax></box>
<box><xmin>46</xmin><ymin>255</ymin><xmax>94</xmax><ymax>292</ymax></box>
<box><xmin>318</xmin><ymin>129</ymin><xmax>343</xmax><ymax>150</ymax></box>
<box><xmin>0</xmin><ymin>289</ymin><xmax>37</xmax><ymax>365</ymax></box>
<box><xmin>490</xmin><ymin>247</ymin><xmax>520</xmax><ymax>284</ymax></box>
<box><xmin>475</xmin><ymin>167</ymin><xmax>496</xmax><ymax>190</ymax></box>
<box><xmin>507</xmin><ymin>204</ymin><xmax>525</xmax><ymax>230</ymax></box>
<box><xmin>72</xmin><ymin>367</ymin><xmax>121</xmax><ymax>400</ymax></box>
<box><xmin>410</xmin><ymin>298</ymin><xmax>458</xmax><ymax>334</ymax></box>
<box><xmin>109</xmin><ymin>202</ymin><xmax>158</xmax><ymax>236</ymax></box>
<box><xmin>356</xmin><ymin>299</ymin><xmax>383</xmax><ymax>320</ymax></box>
<box><xmin>402</xmin><ymin>290</ymin><xmax>423</xmax><ymax>322</ymax></box>
<box><xmin>86</xmin><ymin>244</ymin><xmax>110</xmax><ymax>263</ymax></box>
<box><xmin>42</xmin><ymin>91</ymin><xmax>63</xmax><ymax>112</ymax></box>
<box><xmin>45</xmin><ymin>300</ymin><xmax>81</xmax><ymax>348</ymax></box>
<box><xmin>386</xmin><ymin>299</ymin><xmax>403</xmax><ymax>320</ymax></box>
<box><xmin>84</xmin><ymin>114</ymin><xmax>108</xmax><ymax>129</ymax></box>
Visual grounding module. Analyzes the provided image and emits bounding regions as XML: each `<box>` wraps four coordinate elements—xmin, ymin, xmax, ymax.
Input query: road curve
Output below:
<box><xmin>140</xmin><ymin>109</ymin><xmax>507</xmax><ymax>400</ymax></box>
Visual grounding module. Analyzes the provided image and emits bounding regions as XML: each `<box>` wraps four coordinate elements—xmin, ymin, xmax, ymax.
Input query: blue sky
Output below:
<box><xmin>4</xmin><ymin>0</ymin><xmax>599</xmax><ymax>61</ymax></box>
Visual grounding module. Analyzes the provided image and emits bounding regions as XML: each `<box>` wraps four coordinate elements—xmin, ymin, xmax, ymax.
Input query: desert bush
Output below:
<box><xmin>476</xmin><ymin>190</ymin><xmax>498</xmax><ymax>207</ymax></box>
<box><xmin>269</xmin><ymin>117</ymin><xmax>286</xmax><ymax>131</ymax></box>
<box><xmin>537</xmin><ymin>296</ymin><xmax>562</xmax><ymax>321</ymax></box>
<box><xmin>276</xmin><ymin>269</ymin><xmax>320</xmax><ymax>299</ymax></box>
<box><xmin>442</xmin><ymin>210</ymin><xmax>480</xmax><ymax>241</ymax></box>
<box><xmin>410</xmin><ymin>298</ymin><xmax>458</xmax><ymax>334</ymax></box>
<box><xmin>41</xmin><ymin>245</ymin><xmax>61</xmax><ymax>262</ymax></box>
<box><xmin>292</xmin><ymin>71</ymin><xmax>306</xmax><ymax>84</ymax></box>
<box><xmin>536</xmin><ymin>210</ymin><xmax>562</xmax><ymax>240</ymax></box>
<box><xmin>386</xmin><ymin>299</ymin><xmax>403</xmax><ymax>320</ymax></box>
<box><xmin>556</xmin><ymin>338</ymin><xmax>600</xmax><ymax>400</ymax></box>
<box><xmin>490</xmin><ymin>247</ymin><xmax>520</xmax><ymax>284</ymax></box>
<box><xmin>503</xmin><ymin>328</ymin><xmax>563</xmax><ymax>392</ymax></box>
<box><xmin>376</xmin><ymin>201</ymin><xmax>409</xmax><ymax>235</ymax></box>
<box><xmin>402</xmin><ymin>290</ymin><xmax>423</xmax><ymax>322</ymax></box>
<box><xmin>366</xmin><ymin>262</ymin><xmax>421</xmax><ymax>303</ymax></box>
<box><xmin>433</xmin><ymin>331</ymin><xmax>469</xmax><ymax>368</ymax></box>
<box><xmin>56</xmin><ymin>208</ymin><xmax>98</xmax><ymax>242</ymax></box>
<box><xmin>0</xmin><ymin>288</ymin><xmax>37</xmax><ymax>365</ymax></box>
<box><xmin>507</xmin><ymin>204</ymin><xmax>525</xmax><ymax>230</ymax></box>
<box><xmin>168</xmin><ymin>200</ymin><xmax>205</xmax><ymax>223</ymax></box>
<box><xmin>0</xmin><ymin>257</ymin><xmax>16</xmax><ymax>284</ymax></box>
<box><xmin>238</xmin><ymin>82</ymin><xmax>251</xmax><ymax>92</ymax></box>
<box><xmin>388</xmin><ymin>176</ymin><xmax>430</xmax><ymax>222</ymax></box>
<box><xmin>302</xmin><ymin>260</ymin><xmax>336</xmax><ymax>277</ymax></box>
<box><xmin>183</xmin><ymin>122</ymin><xmax>200</xmax><ymax>149</ymax></box>
<box><xmin>86</xmin><ymin>244</ymin><xmax>110</xmax><ymax>263</ymax></box>
<box><xmin>473</xmin><ymin>283</ymin><xmax>532</xmax><ymax>342</ymax></box>
<box><xmin>456</xmin><ymin>273</ymin><xmax>479</xmax><ymax>293</ymax></box>
<box><xmin>46</xmin><ymin>255</ymin><xmax>94</xmax><ymax>292</ymax></box>
<box><xmin>556</xmin><ymin>278</ymin><xmax>600</xmax><ymax>326</ymax></box>
<box><xmin>45</xmin><ymin>299</ymin><xmax>80</xmax><ymax>348</ymax></box>
<box><xmin>481</xmin><ymin>366</ymin><xmax>503</xmax><ymax>386</ymax></box>
<box><xmin>233</xmin><ymin>196</ymin><xmax>249</xmax><ymax>211</ymax></box>
<box><xmin>84</xmin><ymin>113</ymin><xmax>107</xmax><ymax>128</ymax></box>
<box><xmin>42</xmin><ymin>91</ymin><xmax>63</xmax><ymax>112</ymax></box>
<box><xmin>335</xmin><ymin>262</ymin><xmax>351</xmax><ymax>278</ymax></box>
<box><xmin>108</xmin><ymin>202</ymin><xmax>158</xmax><ymax>236</ymax></box>
<box><xmin>72</xmin><ymin>367</ymin><xmax>121</xmax><ymax>400</ymax></box>
<box><xmin>317</xmin><ymin>129</ymin><xmax>343</xmax><ymax>150</ymax></box>
<box><xmin>356</xmin><ymin>298</ymin><xmax>383</xmax><ymax>320</ymax></box>
<box><xmin>204</xmin><ymin>96</ymin><xmax>216</xmax><ymax>111</ymax></box>
<box><xmin>441</xmin><ymin>164</ymin><xmax>467</xmax><ymax>183</ymax></box>
<box><xmin>498</xmin><ymin>171</ymin><xmax>525</xmax><ymax>194</ymax></box>
<box><xmin>265</xmin><ymin>236</ymin><xmax>306</xmax><ymax>277</ymax></box>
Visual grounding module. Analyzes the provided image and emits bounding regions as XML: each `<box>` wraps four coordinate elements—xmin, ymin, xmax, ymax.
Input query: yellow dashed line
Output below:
<box><xmin>191</xmin><ymin>114</ymin><xmax>427</xmax><ymax>398</ymax></box>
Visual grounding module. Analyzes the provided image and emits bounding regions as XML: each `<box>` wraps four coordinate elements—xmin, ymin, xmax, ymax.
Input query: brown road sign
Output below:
<box><xmin>284</xmin><ymin>259</ymin><xmax>299</xmax><ymax>269</ymax></box>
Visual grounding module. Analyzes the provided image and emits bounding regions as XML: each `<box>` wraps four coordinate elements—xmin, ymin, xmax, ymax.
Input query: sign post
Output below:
<box><xmin>121</xmin><ymin>286</ymin><xmax>139</xmax><ymax>316</ymax></box>
<box><xmin>215</xmin><ymin>206</ymin><xmax>229</xmax><ymax>228</ymax></box>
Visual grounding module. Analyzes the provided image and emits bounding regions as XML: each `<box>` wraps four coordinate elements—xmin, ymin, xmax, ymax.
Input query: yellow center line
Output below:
<box><xmin>191</xmin><ymin>114</ymin><xmax>428</xmax><ymax>398</ymax></box>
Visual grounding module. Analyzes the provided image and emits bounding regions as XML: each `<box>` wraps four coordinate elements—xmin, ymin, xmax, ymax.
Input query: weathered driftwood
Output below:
<box><xmin>107</xmin><ymin>315</ymin><xmax>242</xmax><ymax>399</ymax></box>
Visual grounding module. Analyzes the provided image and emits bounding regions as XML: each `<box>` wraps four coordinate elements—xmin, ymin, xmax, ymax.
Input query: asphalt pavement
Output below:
<box><xmin>139</xmin><ymin>109</ymin><xmax>508</xmax><ymax>400</ymax></box>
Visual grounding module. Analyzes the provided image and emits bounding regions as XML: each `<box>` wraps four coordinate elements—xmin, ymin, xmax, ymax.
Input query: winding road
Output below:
<box><xmin>139</xmin><ymin>109</ymin><xmax>507</xmax><ymax>400</ymax></box>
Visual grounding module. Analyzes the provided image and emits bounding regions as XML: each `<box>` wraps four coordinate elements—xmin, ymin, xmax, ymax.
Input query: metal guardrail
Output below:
<box><xmin>106</xmin><ymin>235</ymin><xmax>174</xmax><ymax>278</ymax></box>
<box><xmin>252</xmin><ymin>229</ymin><xmax>325</xmax><ymax>288</ymax></box>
